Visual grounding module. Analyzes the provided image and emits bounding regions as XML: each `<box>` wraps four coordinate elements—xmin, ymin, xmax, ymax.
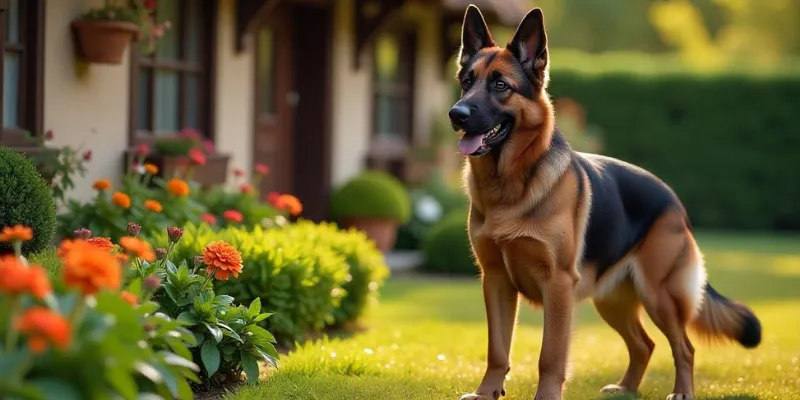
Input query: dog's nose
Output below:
<box><xmin>448</xmin><ymin>104</ymin><xmax>471</xmax><ymax>125</ymax></box>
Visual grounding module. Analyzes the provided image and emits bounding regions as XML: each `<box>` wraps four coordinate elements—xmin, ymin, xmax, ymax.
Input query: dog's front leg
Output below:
<box><xmin>534</xmin><ymin>272</ymin><xmax>576</xmax><ymax>400</ymax></box>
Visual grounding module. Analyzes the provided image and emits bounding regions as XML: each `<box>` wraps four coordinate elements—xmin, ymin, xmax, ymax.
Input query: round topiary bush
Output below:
<box><xmin>0</xmin><ymin>146</ymin><xmax>57</xmax><ymax>255</ymax></box>
<box><xmin>331</xmin><ymin>171</ymin><xmax>412</xmax><ymax>223</ymax></box>
<box><xmin>421</xmin><ymin>209</ymin><xmax>477</xmax><ymax>275</ymax></box>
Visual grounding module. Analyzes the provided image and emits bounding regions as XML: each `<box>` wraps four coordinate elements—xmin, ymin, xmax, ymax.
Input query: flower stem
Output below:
<box><xmin>69</xmin><ymin>296</ymin><xmax>86</xmax><ymax>328</ymax></box>
<box><xmin>201</xmin><ymin>269</ymin><xmax>216</xmax><ymax>288</ymax></box>
<box><xmin>4</xmin><ymin>295</ymin><xmax>21</xmax><ymax>352</ymax></box>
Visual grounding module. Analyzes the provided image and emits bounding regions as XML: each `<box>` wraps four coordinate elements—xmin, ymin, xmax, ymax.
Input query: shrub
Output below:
<box><xmin>0</xmin><ymin>146</ymin><xmax>56</xmax><ymax>256</ymax></box>
<box><xmin>548</xmin><ymin>70</ymin><xmax>800</xmax><ymax>230</ymax></box>
<box><xmin>166</xmin><ymin>222</ymin><xmax>389</xmax><ymax>344</ymax></box>
<box><xmin>395</xmin><ymin>172</ymin><xmax>469</xmax><ymax>251</ymax></box>
<box><xmin>0</xmin><ymin>227</ymin><xmax>199</xmax><ymax>399</ymax></box>
<box><xmin>421</xmin><ymin>210</ymin><xmax>477</xmax><ymax>275</ymax></box>
<box><xmin>281</xmin><ymin>221</ymin><xmax>389</xmax><ymax>326</ymax></box>
<box><xmin>331</xmin><ymin>171</ymin><xmax>412</xmax><ymax>224</ymax></box>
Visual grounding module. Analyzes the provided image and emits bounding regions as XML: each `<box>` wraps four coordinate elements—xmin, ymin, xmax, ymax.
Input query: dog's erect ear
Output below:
<box><xmin>458</xmin><ymin>5</ymin><xmax>496</xmax><ymax>67</ymax></box>
<box><xmin>506</xmin><ymin>8</ymin><xmax>549</xmax><ymax>88</ymax></box>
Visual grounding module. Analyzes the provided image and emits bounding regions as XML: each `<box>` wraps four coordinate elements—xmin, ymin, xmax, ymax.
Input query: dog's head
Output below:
<box><xmin>450</xmin><ymin>6</ymin><xmax>551</xmax><ymax>157</ymax></box>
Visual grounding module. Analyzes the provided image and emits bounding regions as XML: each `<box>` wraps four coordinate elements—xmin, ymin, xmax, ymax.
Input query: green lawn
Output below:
<box><xmin>228</xmin><ymin>232</ymin><xmax>800</xmax><ymax>400</ymax></box>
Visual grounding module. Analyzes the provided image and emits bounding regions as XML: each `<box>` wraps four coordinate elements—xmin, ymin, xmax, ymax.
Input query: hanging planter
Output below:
<box><xmin>71</xmin><ymin>0</ymin><xmax>170</xmax><ymax>65</ymax></box>
<box><xmin>71</xmin><ymin>20</ymin><xmax>139</xmax><ymax>64</ymax></box>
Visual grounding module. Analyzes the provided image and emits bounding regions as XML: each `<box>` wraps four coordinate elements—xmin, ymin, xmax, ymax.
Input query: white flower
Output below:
<box><xmin>415</xmin><ymin>195</ymin><xmax>442</xmax><ymax>223</ymax></box>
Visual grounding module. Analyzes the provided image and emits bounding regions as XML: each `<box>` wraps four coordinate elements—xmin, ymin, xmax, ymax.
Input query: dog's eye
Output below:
<box><xmin>494</xmin><ymin>80</ymin><xmax>508</xmax><ymax>91</ymax></box>
<box><xmin>461</xmin><ymin>78</ymin><xmax>473</xmax><ymax>90</ymax></box>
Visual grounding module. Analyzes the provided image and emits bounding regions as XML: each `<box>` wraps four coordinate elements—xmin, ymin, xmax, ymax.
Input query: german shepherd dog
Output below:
<box><xmin>450</xmin><ymin>6</ymin><xmax>761</xmax><ymax>400</ymax></box>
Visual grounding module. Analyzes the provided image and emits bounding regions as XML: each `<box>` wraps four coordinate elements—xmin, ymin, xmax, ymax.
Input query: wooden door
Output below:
<box><xmin>253</xmin><ymin>7</ymin><xmax>295</xmax><ymax>197</ymax></box>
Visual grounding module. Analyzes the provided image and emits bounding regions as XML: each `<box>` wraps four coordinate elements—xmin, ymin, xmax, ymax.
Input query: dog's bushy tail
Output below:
<box><xmin>690</xmin><ymin>282</ymin><xmax>761</xmax><ymax>348</ymax></box>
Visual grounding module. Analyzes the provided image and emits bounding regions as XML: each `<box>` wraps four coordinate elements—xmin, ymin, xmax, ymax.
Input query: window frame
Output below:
<box><xmin>127</xmin><ymin>0</ymin><xmax>218</xmax><ymax>146</ymax></box>
<box><xmin>0</xmin><ymin>0</ymin><xmax>45</xmax><ymax>147</ymax></box>
<box><xmin>370</xmin><ymin>28</ymin><xmax>417</xmax><ymax>142</ymax></box>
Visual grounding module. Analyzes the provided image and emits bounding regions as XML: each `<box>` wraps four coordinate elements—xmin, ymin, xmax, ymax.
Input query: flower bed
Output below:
<box><xmin>0</xmin><ymin>222</ymin><xmax>279</xmax><ymax>398</ymax></box>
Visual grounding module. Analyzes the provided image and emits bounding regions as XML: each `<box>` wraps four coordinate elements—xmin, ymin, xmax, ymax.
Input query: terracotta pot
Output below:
<box><xmin>71</xmin><ymin>20</ymin><xmax>138</xmax><ymax>64</ymax></box>
<box><xmin>342</xmin><ymin>217</ymin><xmax>399</xmax><ymax>253</ymax></box>
<box><xmin>144</xmin><ymin>153</ymin><xmax>231</xmax><ymax>188</ymax></box>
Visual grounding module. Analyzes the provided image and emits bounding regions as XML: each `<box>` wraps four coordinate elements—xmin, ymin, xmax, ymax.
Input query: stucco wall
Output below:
<box><xmin>44</xmin><ymin>0</ymin><xmax>129</xmax><ymax>204</ymax></box>
<box><xmin>42</xmin><ymin>0</ymin><xmax>252</xmax><ymax>204</ymax></box>
<box><xmin>329</xmin><ymin>0</ymin><xmax>453</xmax><ymax>187</ymax></box>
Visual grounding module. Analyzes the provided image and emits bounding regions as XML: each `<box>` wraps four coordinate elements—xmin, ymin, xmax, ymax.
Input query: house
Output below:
<box><xmin>0</xmin><ymin>0</ymin><xmax>527</xmax><ymax>221</ymax></box>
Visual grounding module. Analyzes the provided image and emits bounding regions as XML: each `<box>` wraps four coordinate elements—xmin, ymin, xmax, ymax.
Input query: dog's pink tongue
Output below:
<box><xmin>458</xmin><ymin>134</ymin><xmax>484</xmax><ymax>155</ymax></box>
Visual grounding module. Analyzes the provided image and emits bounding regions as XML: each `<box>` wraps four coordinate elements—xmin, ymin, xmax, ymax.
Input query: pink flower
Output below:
<box><xmin>255</xmin><ymin>163</ymin><xmax>269</xmax><ymax>175</ymax></box>
<box><xmin>179</xmin><ymin>128</ymin><xmax>201</xmax><ymax>140</ymax></box>
<box><xmin>144</xmin><ymin>0</ymin><xmax>156</xmax><ymax>11</ymax></box>
<box><xmin>233</xmin><ymin>168</ymin><xmax>245</xmax><ymax>177</ymax></box>
<box><xmin>240</xmin><ymin>184</ymin><xmax>253</xmax><ymax>194</ymax></box>
<box><xmin>83</xmin><ymin>150</ymin><xmax>92</xmax><ymax>161</ymax></box>
<box><xmin>137</xmin><ymin>144</ymin><xmax>150</xmax><ymax>157</ymax></box>
<box><xmin>44</xmin><ymin>130</ymin><xmax>54</xmax><ymax>141</ymax></box>
<box><xmin>200</xmin><ymin>213</ymin><xmax>217</xmax><ymax>225</ymax></box>
<box><xmin>188</xmin><ymin>148</ymin><xmax>206</xmax><ymax>166</ymax></box>
<box><xmin>202</xmin><ymin>139</ymin><xmax>215</xmax><ymax>154</ymax></box>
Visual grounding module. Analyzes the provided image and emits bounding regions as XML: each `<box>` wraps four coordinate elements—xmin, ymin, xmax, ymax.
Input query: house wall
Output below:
<box><xmin>42</xmin><ymin>0</ymin><xmax>252</xmax><ymax>204</ymax></box>
<box><xmin>329</xmin><ymin>0</ymin><xmax>454</xmax><ymax>187</ymax></box>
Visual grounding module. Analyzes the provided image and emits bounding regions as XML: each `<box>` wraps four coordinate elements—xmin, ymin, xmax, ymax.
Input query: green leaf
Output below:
<box><xmin>159</xmin><ymin>351</ymin><xmax>200</xmax><ymax>372</ymax></box>
<box><xmin>252</xmin><ymin>312</ymin><xmax>273</xmax><ymax>323</ymax></box>
<box><xmin>165</xmin><ymin>259</ymin><xmax>178</xmax><ymax>274</ymax></box>
<box><xmin>126</xmin><ymin>278</ymin><xmax>143</xmax><ymax>297</ymax></box>
<box><xmin>240</xmin><ymin>351</ymin><xmax>260</xmax><ymax>384</ymax></box>
<box><xmin>256</xmin><ymin>348</ymin><xmax>279</xmax><ymax>369</ymax></box>
<box><xmin>200</xmin><ymin>340</ymin><xmax>221</xmax><ymax>378</ymax></box>
<box><xmin>28</xmin><ymin>378</ymin><xmax>82</xmax><ymax>400</ymax></box>
<box><xmin>214</xmin><ymin>295</ymin><xmax>234</xmax><ymax>306</ymax></box>
<box><xmin>218</xmin><ymin>322</ymin><xmax>244</xmax><ymax>342</ymax></box>
<box><xmin>248</xmin><ymin>297</ymin><xmax>262</xmax><ymax>318</ymax></box>
<box><xmin>105</xmin><ymin>366</ymin><xmax>138</xmax><ymax>400</ymax></box>
<box><xmin>0</xmin><ymin>348</ymin><xmax>29</xmax><ymax>379</ymax></box>
<box><xmin>204</xmin><ymin>323</ymin><xmax>223</xmax><ymax>343</ymax></box>
<box><xmin>136</xmin><ymin>301</ymin><xmax>160</xmax><ymax>315</ymax></box>
<box><xmin>246</xmin><ymin>324</ymin><xmax>276</xmax><ymax>343</ymax></box>
<box><xmin>176</xmin><ymin>311</ymin><xmax>199</xmax><ymax>325</ymax></box>
<box><xmin>221</xmin><ymin>344</ymin><xmax>238</xmax><ymax>355</ymax></box>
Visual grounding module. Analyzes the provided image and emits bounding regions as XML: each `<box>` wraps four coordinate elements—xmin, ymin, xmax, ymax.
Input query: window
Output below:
<box><xmin>130</xmin><ymin>0</ymin><xmax>215</xmax><ymax>143</ymax></box>
<box><xmin>0</xmin><ymin>0</ymin><xmax>44</xmax><ymax>146</ymax></box>
<box><xmin>371</xmin><ymin>31</ymin><xmax>416</xmax><ymax>140</ymax></box>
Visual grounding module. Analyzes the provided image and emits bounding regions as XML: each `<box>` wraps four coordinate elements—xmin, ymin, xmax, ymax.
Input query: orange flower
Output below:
<box><xmin>93</xmin><ymin>179</ymin><xmax>112</xmax><ymax>191</ymax></box>
<box><xmin>276</xmin><ymin>194</ymin><xmax>303</xmax><ymax>216</ymax></box>
<box><xmin>0</xmin><ymin>257</ymin><xmax>51</xmax><ymax>299</ymax></box>
<box><xmin>119</xmin><ymin>236</ymin><xmax>156</xmax><ymax>262</ymax></box>
<box><xmin>144</xmin><ymin>163</ymin><xmax>159</xmax><ymax>175</ymax></box>
<box><xmin>120</xmin><ymin>291</ymin><xmax>138</xmax><ymax>307</ymax></box>
<box><xmin>26</xmin><ymin>266</ymin><xmax>52</xmax><ymax>300</ymax></box>
<box><xmin>0</xmin><ymin>225</ymin><xmax>33</xmax><ymax>242</ymax></box>
<box><xmin>112</xmin><ymin>192</ymin><xmax>131</xmax><ymax>209</ymax></box>
<box><xmin>202</xmin><ymin>241</ymin><xmax>243</xmax><ymax>281</ymax></box>
<box><xmin>144</xmin><ymin>199</ymin><xmax>163</xmax><ymax>213</ymax></box>
<box><xmin>62</xmin><ymin>240</ymin><xmax>122</xmax><ymax>296</ymax></box>
<box><xmin>87</xmin><ymin>237</ymin><xmax>114</xmax><ymax>252</ymax></box>
<box><xmin>166</xmin><ymin>178</ymin><xmax>190</xmax><ymax>197</ymax></box>
<box><xmin>15</xmin><ymin>307</ymin><xmax>71</xmax><ymax>354</ymax></box>
<box><xmin>0</xmin><ymin>256</ymin><xmax>32</xmax><ymax>294</ymax></box>
<box><xmin>222</xmin><ymin>210</ymin><xmax>243</xmax><ymax>223</ymax></box>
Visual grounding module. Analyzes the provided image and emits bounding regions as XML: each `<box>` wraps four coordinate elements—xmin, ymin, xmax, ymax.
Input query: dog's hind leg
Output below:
<box><xmin>633</xmin><ymin>209</ymin><xmax>704</xmax><ymax>400</ymax></box>
<box><xmin>593</xmin><ymin>279</ymin><xmax>655</xmax><ymax>395</ymax></box>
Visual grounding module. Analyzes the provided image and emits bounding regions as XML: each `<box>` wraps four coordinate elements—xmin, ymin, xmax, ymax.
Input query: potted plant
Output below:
<box><xmin>132</xmin><ymin>129</ymin><xmax>231</xmax><ymax>187</ymax></box>
<box><xmin>71</xmin><ymin>0</ymin><xmax>170</xmax><ymax>64</ymax></box>
<box><xmin>330</xmin><ymin>171</ymin><xmax>412</xmax><ymax>252</ymax></box>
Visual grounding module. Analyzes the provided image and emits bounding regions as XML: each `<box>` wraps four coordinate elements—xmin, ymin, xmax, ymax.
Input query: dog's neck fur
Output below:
<box><xmin>464</xmin><ymin>96</ymin><xmax>572</xmax><ymax>213</ymax></box>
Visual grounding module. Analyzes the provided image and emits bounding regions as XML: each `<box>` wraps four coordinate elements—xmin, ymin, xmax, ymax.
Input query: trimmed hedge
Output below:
<box><xmin>165</xmin><ymin>222</ymin><xmax>389</xmax><ymax>345</ymax></box>
<box><xmin>548</xmin><ymin>71</ymin><xmax>800</xmax><ymax>231</ymax></box>
<box><xmin>421</xmin><ymin>210</ymin><xmax>476</xmax><ymax>275</ymax></box>
<box><xmin>0</xmin><ymin>146</ymin><xmax>57</xmax><ymax>255</ymax></box>
<box><xmin>331</xmin><ymin>171</ymin><xmax>412</xmax><ymax>224</ymax></box>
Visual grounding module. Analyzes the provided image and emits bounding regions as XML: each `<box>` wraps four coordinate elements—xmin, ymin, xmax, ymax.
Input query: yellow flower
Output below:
<box><xmin>144</xmin><ymin>199</ymin><xmax>163</xmax><ymax>213</ymax></box>
<box><xmin>112</xmin><ymin>192</ymin><xmax>131</xmax><ymax>209</ymax></box>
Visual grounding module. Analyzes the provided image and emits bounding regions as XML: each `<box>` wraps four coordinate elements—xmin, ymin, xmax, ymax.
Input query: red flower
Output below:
<box><xmin>144</xmin><ymin>0</ymin><xmax>156</xmax><ymax>11</ymax></box>
<box><xmin>83</xmin><ymin>150</ymin><xmax>92</xmax><ymax>161</ymax></box>
<box><xmin>240</xmin><ymin>184</ymin><xmax>253</xmax><ymax>194</ymax></box>
<box><xmin>137</xmin><ymin>144</ymin><xmax>150</xmax><ymax>157</ymax></box>
<box><xmin>166</xmin><ymin>226</ymin><xmax>184</xmax><ymax>243</ymax></box>
<box><xmin>223</xmin><ymin>210</ymin><xmax>243</xmax><ymax>223</ymax></box>
<box><xmin>44</xmin><ymin>130</ymin><xmax>54</xmax><ymax>141</ymax></box>
<box><xmin>188</xmin><ymin>148</ymin><xmax>206</xmax><ymax>166</ymax></box>
<box><xmin>200</xmin><ymin>213</ymin><xmax>217</xmax><ymax>225</ymax></box>
<box><xmin>267</xmin><ymin>191</ymin><xmax>281</xmax><ymax>205</ymax></box>
<box><xmin>233</xmin><ymin>168</ymin><xmax>245</xmax><ymax>178</ymax></box>
<box><xmin>255</xmin><ymin>163</ymin><xmax>269</xmax><ymax>175</ymax></box>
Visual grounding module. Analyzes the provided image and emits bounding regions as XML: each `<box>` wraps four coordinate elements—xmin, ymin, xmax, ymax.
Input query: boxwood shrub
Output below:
<box><xmin>330</xmin><ymin>171</ymin><xmax>412</xmax><ymax>224</ymax></box>
<box><xmin>165</xmin><ymin>221</ymin><xmax>389</xmax><ymax>345</ymax></box>
<box><xmin>421</xmin><ymin>210</ymin><xmax>477</xmax><ymax>275</ymax></box>
<box><xmin>0</xmin><ymin>146</ymin><xmax>57</xmax><ymax>255</ymax></box>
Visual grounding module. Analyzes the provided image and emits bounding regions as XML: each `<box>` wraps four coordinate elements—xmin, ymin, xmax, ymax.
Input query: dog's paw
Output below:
<box><xmin>459</xmin><ymin>389</ymin><xmax>505</xmax><ymax>400</ymax></box>
<box><xmin>665</xmin><ymin>394</ymin><xmax>693</xmax><ymax>400</ymax></box>
<box><xmin>599</xmin><ymin>384</ymin><xmax>633</xmax><ymax>395</ymax></box>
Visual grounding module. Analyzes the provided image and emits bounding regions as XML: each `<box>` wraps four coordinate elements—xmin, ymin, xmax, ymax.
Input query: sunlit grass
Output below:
<box><xmin>228</xmin><ymin>231</ymin><xmax>800</xmax><ymax>400</ymax></box>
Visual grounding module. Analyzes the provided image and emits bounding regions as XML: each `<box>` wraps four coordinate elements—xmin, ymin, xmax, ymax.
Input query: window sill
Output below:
<box><xmin>123</xmin><ymin>150</ymin><xmax>231</xmax><ymax>188</ymax></box>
